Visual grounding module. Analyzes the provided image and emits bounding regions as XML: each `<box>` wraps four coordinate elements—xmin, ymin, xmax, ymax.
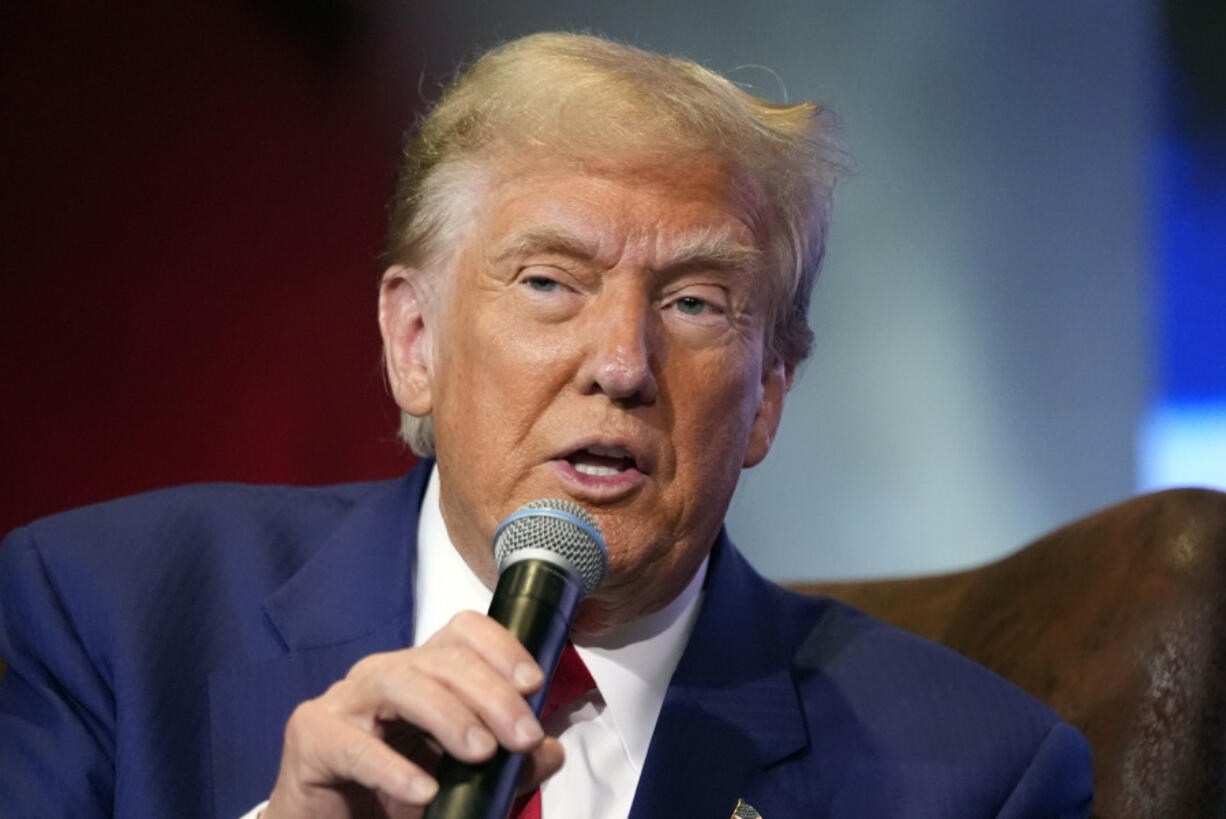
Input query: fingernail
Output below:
<box><xmin>409</xmin><ymin>775</ymin><xmax>438</xmax><ymax>803</ymax></box>
<box><xmin>514</xmin><ymin>715</ymin><xmax>544</xmax><ymax>745</ymax></box>
<box><xmin>513</xmin><ymin>662</ymin><xmax>542</xmax><ymax>689</ymax></box>
<box><xmin>466</xmin><ymin>725</ymin><xmax>496</xmax><ymax>755</ymax></box>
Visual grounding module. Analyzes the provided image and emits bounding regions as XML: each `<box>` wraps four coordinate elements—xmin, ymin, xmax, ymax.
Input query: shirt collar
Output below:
<box><xmin>412</xmin><ymin>466</ymin><xmax>495</xmax><ymax>645</ymax></box>
<box><xmin>571</xmin><ymin>554</ymin><xmax>706</xmax><ymax>774</ymax></box>
<box><xmin>412</xmin><ymin>464</ymin><xmax>707</xmax><ymax>774</ymax></box>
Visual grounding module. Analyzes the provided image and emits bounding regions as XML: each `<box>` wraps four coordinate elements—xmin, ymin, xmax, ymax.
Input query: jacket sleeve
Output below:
<box><xmin>0</xmin><ymin>526</ymin><xmax>115</xmax><ymax>816</ymax></box>
<box><xmin>995</xmin><ymin>721</ymin><xmax>1093</xmax><ymax>819</ymax></box>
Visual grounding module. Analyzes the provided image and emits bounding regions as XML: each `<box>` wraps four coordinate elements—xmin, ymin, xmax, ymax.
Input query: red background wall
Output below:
<box><xmin>2</xmin><ymin>1</ymin><xmax>425</xmax><ymax>536</ymax></box>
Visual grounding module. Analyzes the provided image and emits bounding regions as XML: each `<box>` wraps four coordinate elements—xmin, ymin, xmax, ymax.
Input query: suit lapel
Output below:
<box><xmin>629</xmin><ymin>534</ymin><xmax>809</xmax><ymax>818</ymax></box>
<box><xmin>262</xmin><ymin>464</ymin><xmax>429</xmax><ymax>652</ymax></box>
<box><xmin>208</xmin><ymin>463</ymin><xmax>431</xmax><ymax>818</ymax></box>
<box><xmin>205</xmin><ymin>475</ymin><xmax>808</xmax><ymax>818</ymax></box>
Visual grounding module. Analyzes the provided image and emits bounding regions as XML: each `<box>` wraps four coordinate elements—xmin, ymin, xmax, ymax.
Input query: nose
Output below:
<box><xmin>576</xmin><ymin>285</ymin><xmax>659</xmax><ymax>405</ymax></box>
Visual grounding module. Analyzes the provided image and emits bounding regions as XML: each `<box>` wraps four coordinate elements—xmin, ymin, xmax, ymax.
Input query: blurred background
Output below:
<box><xmin>2</xmin><ymin>0</ymin><xmax>1223</xmax><ymax>580</ymax></box>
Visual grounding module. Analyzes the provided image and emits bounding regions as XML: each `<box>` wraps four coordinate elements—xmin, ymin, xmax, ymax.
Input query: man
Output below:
<box><xmin>0</xmin><ymin>33</ymin><xmax>1091</xmax><ymax>817</ymax></box>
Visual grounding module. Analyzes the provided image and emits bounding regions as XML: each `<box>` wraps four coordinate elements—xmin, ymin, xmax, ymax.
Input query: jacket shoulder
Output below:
<box><xmin>7</xmin><ymin>480</ymin><xmax>393</xmax><ymax>575</ymax></box>
<box><xmin>0</xmin><ymin>479</ymin><xmax>410</xmax><ymax>663</ymax></box>
<box><xmin>793</xmin><ymin>592</ymin><xmax>1064</xmax><ymax>718</ymax></box>
<box><xmin>782</xmin><ymin>589</ymin><xmax>1091</xmax><ymax>814</ymax></box>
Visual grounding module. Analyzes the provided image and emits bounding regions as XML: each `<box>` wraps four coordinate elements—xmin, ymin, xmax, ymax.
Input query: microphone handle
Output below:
<box><xmin>422</xmin><ymin>559</ymin><xmax>583</xmax><ymax>819</ymax></box>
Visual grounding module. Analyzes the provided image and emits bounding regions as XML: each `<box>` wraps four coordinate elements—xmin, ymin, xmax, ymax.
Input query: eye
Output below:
<box><xmin>524</xmin><ymin>275</ymin><xmax>561</xmax><ymax>293</ymax></box>
<box><xmin>514</xmin><ymin>268</ymin><xmax>582</xmax><ymax>321</ymax></box>
<box><xmin>675</xmin><ymin>295</ymin><xmax>711</xmax><ymax>315</ymax></box>
<box><xmin>661</xmin><ymin>284</ymin><xmax>733</xmax><ymax>339</ymax></box>
<box><xmin>665</xmin><ymin>287</ymin><xmax>728</xmax><ymax>319</ymax></box>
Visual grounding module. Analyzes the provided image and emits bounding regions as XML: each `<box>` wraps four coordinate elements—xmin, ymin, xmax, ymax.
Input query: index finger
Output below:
<box><xmin>426</xmin><ymin>610</ymin><xmax>545</xmax><ymax>694</ymax></box>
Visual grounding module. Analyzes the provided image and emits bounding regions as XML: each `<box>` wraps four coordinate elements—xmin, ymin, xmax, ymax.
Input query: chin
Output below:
<box><xmin>570</xmin><ymin>599</ymin><xmax>619</xmax><ymax>636</ymax></box>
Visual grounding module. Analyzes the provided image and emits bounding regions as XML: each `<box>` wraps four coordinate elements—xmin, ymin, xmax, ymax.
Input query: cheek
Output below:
<box><xmin>663</xmin><ymin>363</ymin><xmax>763</xmax><ymax>508</ymax></box>
<box><xmin>434</xmin><ymin>308</ymin><xmax>576</xmax><ymax>450</ymax></box>
<box><xmin>672</xmin><ymin>355</ymin><xmax>762</xmax><ymax>440</ymax></box>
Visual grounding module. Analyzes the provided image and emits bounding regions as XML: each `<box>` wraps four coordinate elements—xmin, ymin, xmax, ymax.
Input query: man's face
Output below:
<box><xmin>381</xmin><ymin>155</ymin><xmax>789</xmax><ymax>630</ymax></box>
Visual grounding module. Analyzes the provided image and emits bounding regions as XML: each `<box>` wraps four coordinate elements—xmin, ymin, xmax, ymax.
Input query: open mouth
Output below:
<box><xmin>564</xmin><ymin>444</ymin><xmax>639</xmax><ymax>477</ymax></box>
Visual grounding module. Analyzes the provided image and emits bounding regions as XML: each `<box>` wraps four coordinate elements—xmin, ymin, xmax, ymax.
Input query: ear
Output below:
<box><xmin>743</xmin><ymin>357</ymin><xmax>793</xmax><ymax>468</ymax></box>
<box><xmin>378</xmin><ymin>265</ymin><xmax>435</xmax><ymax>417</ymax></box>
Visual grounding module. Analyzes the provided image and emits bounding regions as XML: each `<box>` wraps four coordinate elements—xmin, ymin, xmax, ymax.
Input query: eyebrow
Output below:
<box><xmin>490</xmin><ymin>227</ymin><xmax>600</xmax><ymax>265</ymax></box>
<box><xmin>664</xmin><ymin>225</ymin><xmax>764</xmax><ymax>275</ymax></box>
<box><xmin>491</xmin><ymin>224</ymin><xmax>763</xmax><ymax>275</ymax></box>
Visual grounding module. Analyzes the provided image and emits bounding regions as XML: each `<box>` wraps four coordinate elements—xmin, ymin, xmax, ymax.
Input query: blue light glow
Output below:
<box><xmin>1139</xmin><ymin>402</ymin><xmax>1226</xmax><ymax>491</ymax></box>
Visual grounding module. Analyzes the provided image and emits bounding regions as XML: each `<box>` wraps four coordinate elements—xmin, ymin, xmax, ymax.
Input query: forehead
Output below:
<box><xmin>473</xmin><ymin>154</ymin><xmax>766</xmax><ymax>268</ymax></box>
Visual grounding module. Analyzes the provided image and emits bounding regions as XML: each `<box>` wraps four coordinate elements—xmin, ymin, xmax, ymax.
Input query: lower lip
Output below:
<box><xmin>549</xmin><ymin>459</ymin><xmax>647</xmax><ymax>500</ymax></box>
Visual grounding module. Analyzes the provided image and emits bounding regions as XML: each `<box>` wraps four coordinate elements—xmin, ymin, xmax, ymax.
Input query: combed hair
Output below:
<box><xmin>383</xmin><ymin>32</ymin><xmax>842</xmax><ymax>455</ymax></box>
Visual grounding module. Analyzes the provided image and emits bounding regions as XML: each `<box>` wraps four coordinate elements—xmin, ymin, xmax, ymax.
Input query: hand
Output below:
<box><xmin>262</xmin><ymin>610</ymin><xmax>565</xmax><ymax>818</ymax></box>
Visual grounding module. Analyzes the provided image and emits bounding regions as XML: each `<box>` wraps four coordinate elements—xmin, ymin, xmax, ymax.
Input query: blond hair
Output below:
<box><xmin>384</xmin><ymin>32</ymin><xmax>841</xmax><ymax>455</ymax></box>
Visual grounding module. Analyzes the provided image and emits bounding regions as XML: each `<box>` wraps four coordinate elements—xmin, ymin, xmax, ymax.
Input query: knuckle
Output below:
<box><xmin>282</xmin><ymin>701</ymin><xmax>329</xmax><ymax>763</ymax></box>
<box><xmin>374</xmin><ymin>665</ymin><xmax>414</xmax><ymax>700</ymax></box>
<box><xmin>449</xmin><ymin>609</ymin><xmax>485</xmax><ymax>631</ymax></box>
<box><xmin>286</xmin><ymin>700</ymin><xmax>321</xmax><ymax>736</ymax></box>
<box><xmin>417</xmin><ymin>642</ymin><xmax>471</xmax><ymax>678</ymax></box>
<box><xmin>437</xmin><ymin>643</ymin><xmax>470</xmax><ymax>667</ymax></box>
<box><xmin>317</xmin><ymin>678</ymin><xmax>356</xmax><ymax>714</ymax></box>
<box><xmin>348</xmin><ymin>650</ymin><xmax>389</xmax><ymax>678</ymax></box>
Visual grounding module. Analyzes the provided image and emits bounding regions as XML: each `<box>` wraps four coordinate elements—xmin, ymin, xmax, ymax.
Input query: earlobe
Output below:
<box><xmin>378</xmin><ymin>265</ymin><xmax>435</xmax><ymax>417</ymax></box>
<box><xmin>743</xmin><ymin>358</ymin><xmax>793</xmax><ymax>468</ymax></box>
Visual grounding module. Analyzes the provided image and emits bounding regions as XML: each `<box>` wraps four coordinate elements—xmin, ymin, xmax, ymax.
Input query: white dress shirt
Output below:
<box><xmin>247</xmin><ymin>467</ymin><xmax>706</xmax><ymax>818</ymax></box>
<box><xmin>414</xmin><ymin>467</ymin><xmax>707</xmax><ymax>818</ymax></box>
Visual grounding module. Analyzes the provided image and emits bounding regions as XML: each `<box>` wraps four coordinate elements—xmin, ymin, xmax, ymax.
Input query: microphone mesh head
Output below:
<box><xmin>493</xmin><ymin>499</ymin><xmax>608</xmax><ymax>596</ymax></box>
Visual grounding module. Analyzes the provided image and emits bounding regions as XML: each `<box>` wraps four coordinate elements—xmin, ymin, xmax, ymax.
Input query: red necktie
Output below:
<box><xmin>510</xmin><ymin>643</ymin><xmax>596</xmax><ymax>819</ymax></box>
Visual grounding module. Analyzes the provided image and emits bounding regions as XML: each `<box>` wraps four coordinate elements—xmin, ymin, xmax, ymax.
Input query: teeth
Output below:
<box><xmin>574</xmin><ymin>463</ymin><xmax>622</xmax><ymax>477</ymax></box>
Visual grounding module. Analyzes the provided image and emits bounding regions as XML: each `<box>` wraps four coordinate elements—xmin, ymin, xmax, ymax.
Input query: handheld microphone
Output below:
<box><xmin>422</xmin><ymin>499</ymin><xmax>607</xmax><ymax>819</ymax></box>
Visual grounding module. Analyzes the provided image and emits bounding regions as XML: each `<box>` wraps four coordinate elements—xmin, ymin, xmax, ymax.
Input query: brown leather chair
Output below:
<box><xmin>791</xmin><ymin>488</ymin><xmax>1226</xmax><ymax>818</ymax></box>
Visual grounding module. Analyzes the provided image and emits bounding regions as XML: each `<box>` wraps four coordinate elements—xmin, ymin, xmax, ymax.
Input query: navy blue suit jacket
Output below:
<box><xmin>0</xmin><ymin>462</ymin><xmax>1092</xmax><ymax>817</ymax></box>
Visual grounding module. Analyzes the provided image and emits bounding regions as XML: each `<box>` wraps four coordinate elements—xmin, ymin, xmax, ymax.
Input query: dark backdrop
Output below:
<box><xmin>3</xmin><ymin>1</ymin><xmax>1222</xmax><ymax>564</ymax></box>
<box><xmin>1</xmin><ymin>0</ymin><xmax>425</xmax><ymax>536</ymax></box>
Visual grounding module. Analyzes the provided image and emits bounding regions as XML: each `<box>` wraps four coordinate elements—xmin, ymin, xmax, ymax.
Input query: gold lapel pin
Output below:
<box><xmin>731</xmin><ymin>798</ymin><xmax>762</xmax><ymax>818</ymax></box>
